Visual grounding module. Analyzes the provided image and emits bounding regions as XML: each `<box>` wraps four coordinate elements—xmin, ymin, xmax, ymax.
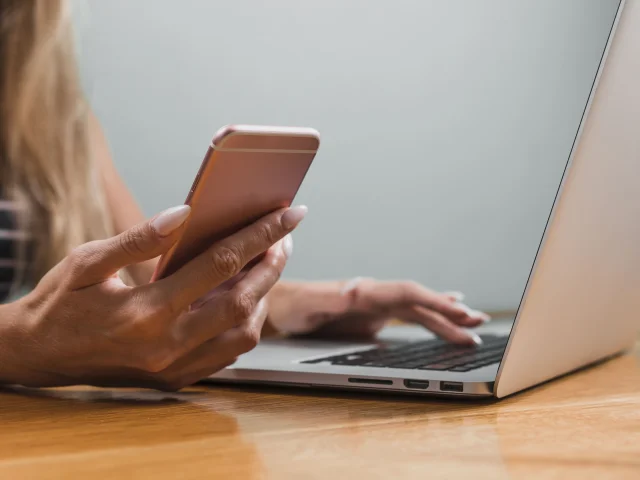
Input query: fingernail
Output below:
<box><xmin>282</xmin><ymin>234</ymin><xmax>293</xmax><ymax>257</ymax></box>
<box><xmin>151</xmin><ymin>205</ymin><xmax>191</xmax><ymax>237</ymax></box>
<box><xmin>340</xmin><ymin>277</ymin><xmax>364</xmax><ymax>296</ymax></box>
<box><xmin>445</xmin><ymin>291</ymin><xmax>465</xmax><ymax>302</ymax></box>
<box><xmin>469</xmin><ymin>332</ymin><xmax>483</xmax><ymax>346</ymax></box>
<box><xmin>281</xmin><ymin>205</ymin><xmax>308</xmax><ymax>229</ymax></box>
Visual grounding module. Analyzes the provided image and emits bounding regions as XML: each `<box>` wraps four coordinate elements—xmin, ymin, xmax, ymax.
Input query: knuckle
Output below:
<box><xmin>210</xmin><ymin>246</ymin><xmax>243</xmax><ymax>279</ymax></box>
<box><xmin>229</xmin><ymin>289</ymin><xmax>255</xmax><ymax>323</ymax></box>
<box><xmin>256</xmin><ymin>221</ymin><xmax>279</xmax><ymax>245</ymax></box>
<box><xmin>137</xmin><ymin>349</ymin><xmax>175</xmax><ymax>373</ymax></box>
<box><xmin>237</xmin><ymin>325</ymin><xmax>261</xmax><ymax>352</ymax></box>
<box><xmin>119</xmin><ymin>226</ymin><xmax>148</xmax><ymax>257</ymax></box>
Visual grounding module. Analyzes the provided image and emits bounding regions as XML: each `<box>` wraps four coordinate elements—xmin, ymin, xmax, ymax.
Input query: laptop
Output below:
<box><xmin>206</xmin><ymin>0</ymin><xmax>640</xmax><ymax>399</ymax></box>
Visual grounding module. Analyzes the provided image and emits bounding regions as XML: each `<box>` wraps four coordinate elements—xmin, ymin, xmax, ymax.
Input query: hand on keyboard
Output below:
<box><xmin>266</xmin><ymin>278</ymin><xmax>490</xmax><ymax>346</ymax></box>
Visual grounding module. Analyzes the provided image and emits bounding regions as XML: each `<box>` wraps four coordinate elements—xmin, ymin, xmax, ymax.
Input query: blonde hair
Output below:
<box><xmin>0</xmin><ymin>0</ymin><xmax>112</xmax><ymax>285</ymax></box>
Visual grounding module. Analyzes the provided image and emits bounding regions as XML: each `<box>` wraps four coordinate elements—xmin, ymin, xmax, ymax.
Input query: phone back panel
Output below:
<box><xmin>153</xmin><ymin>125</ymin><xmax>319</xmax><ymax>281</ymax></box>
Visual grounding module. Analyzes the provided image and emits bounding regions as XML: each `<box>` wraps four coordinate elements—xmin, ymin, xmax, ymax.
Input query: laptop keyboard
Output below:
<box><xmin>301</xmin><ymin>334</ymin><xmax>508</xmax><ymax>372</ymax></box>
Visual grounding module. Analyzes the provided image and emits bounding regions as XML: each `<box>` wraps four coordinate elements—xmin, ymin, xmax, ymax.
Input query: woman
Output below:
<box><xmin>0</xmin><ymin>0</ymin><xmax>488</xmax><ymax>390</ymax></box>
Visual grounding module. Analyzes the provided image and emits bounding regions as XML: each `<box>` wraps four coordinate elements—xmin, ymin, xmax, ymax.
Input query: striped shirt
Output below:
<box><xmin>0</xmin><ymin>200</ymin><xmax>29</xmax><ymax>302</ymax></box>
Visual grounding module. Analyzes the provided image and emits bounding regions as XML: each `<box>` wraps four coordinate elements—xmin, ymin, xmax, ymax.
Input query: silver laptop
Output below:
<box><xmin>207</xmin><ymin>0</ymin><xmax>640</xmax><ymax>399</ymax></box>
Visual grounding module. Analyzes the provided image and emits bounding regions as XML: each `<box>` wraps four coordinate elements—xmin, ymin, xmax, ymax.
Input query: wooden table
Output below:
<box><xmin>0</xmin><ymin>342</ymin><xmax>638</xmax><ymax>479</ymax></box>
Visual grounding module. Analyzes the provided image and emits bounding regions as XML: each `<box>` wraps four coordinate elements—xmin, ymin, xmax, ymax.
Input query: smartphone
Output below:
<box><xmin>151</xmin><ymin>124</ymin><xmax>320</xmax><ymax>282</ymax></box>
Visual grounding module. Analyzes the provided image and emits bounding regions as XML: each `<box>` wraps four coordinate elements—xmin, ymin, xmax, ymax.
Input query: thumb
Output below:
<box><xmin>68</xmin><ymin>205</ymin><xmax>191</xmax><ymax>288</ymax></box>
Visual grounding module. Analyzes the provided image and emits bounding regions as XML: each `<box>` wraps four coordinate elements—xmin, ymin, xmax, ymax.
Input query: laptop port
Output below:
<box><xmin>440</xmin><ymin>381</ymin><xmax>464</xmax><ymax>393</ymax></box>
<box><xmin>348</xmin><ymin>378</ymin><xmax>393</xmax><ymax>386</ymax></box>
<box><xmin>403</xmin><ymin>380</ymin><xmax>430</xmax><ymax>390</ymax></box>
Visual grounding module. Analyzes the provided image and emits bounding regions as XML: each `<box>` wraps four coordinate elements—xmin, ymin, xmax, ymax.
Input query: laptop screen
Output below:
<box><xmin>80</xmin><ymin>0</ymin><xmax>622</xmax><ymax>334</ymax></box>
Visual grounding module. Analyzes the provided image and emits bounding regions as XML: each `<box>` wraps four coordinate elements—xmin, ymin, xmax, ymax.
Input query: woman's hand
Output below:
<box><xmin>266</xmin><ymin>278</ymin><xmax>490</xmax><ymax>345</ymax></box>
<box><xmin>0</xmin><ymin>204</ymin><xmax>307</xmax><ymax>390</ymax></box>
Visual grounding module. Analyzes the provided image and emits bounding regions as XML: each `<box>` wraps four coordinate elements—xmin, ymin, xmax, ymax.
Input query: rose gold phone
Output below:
<box><xmin>151</xmin><ymin>124</ymin><xmax>320</xmax><ymax>281</ymax></box>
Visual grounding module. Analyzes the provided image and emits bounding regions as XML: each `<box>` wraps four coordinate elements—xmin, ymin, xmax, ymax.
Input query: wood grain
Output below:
<box><xmin>0</xmin><ymin>341</ymin><xmax>638</xmax><ymax>479</ymax></box>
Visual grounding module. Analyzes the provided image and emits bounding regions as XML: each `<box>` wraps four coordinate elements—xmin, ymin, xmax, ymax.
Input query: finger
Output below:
<box><xmin>151</xmin><ymin>206</ymin><xmax>306</xmax><ymax>312</ymax></box>
<box><xmin>232</xmin><ymin>234</ymin><xmax>291</xmax><ymax>305</ymax></box>
<box><xmin>444</xmin><ymin>291</ymin><xmax>465</xmax><ymax>302</ymax></box>
<box><xmin>177</xmin><ymin>238</ymin><xmax>290</xmax><ymax>347</ymax></box>
<box><xmin>454</xmin><ymin>302</ymin><xmax>492</xmax><ymax>326</ymax></box>
<box><xmin>68</xmin><ymin>205</ymin><xmax>191</xmax><ymax>288</ymax></box>
<box><xmin>160</xmin><ymin>299</ymin><xmax>269</xmax><ymax>388</ymax></box>
<box><xmin>397</xmin><ymin>305</ymin><xmax>482</xmax><ymax>346</ymax></box>
<box><xmin>350</xmin><ymin>280</ymin><xmax>490</xmax><ymax>324</ymax></box>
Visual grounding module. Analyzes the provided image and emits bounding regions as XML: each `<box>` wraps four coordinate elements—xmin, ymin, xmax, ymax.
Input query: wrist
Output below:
<box><xmin>264</xmin><ymin>280</ymin><xmax>350</xmax><ymax>336</ymax></box>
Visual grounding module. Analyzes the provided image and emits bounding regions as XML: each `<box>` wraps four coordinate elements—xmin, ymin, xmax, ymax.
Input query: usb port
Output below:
<box><xmin>404</xmin><ymin>379</ymin><xmax>430</xmax><ymax>390</ymax></box>
<box><xmin>440</xmin><ymin>381</ymin><xmax>464</xmax><ymax>393</ymax></box>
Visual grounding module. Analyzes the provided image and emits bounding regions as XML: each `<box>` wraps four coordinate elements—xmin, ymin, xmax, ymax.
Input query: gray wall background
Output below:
<box><xmin>74</xmin><ymin>0</ymin><xmax>619</xmax><ymax>312</ymax></box>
